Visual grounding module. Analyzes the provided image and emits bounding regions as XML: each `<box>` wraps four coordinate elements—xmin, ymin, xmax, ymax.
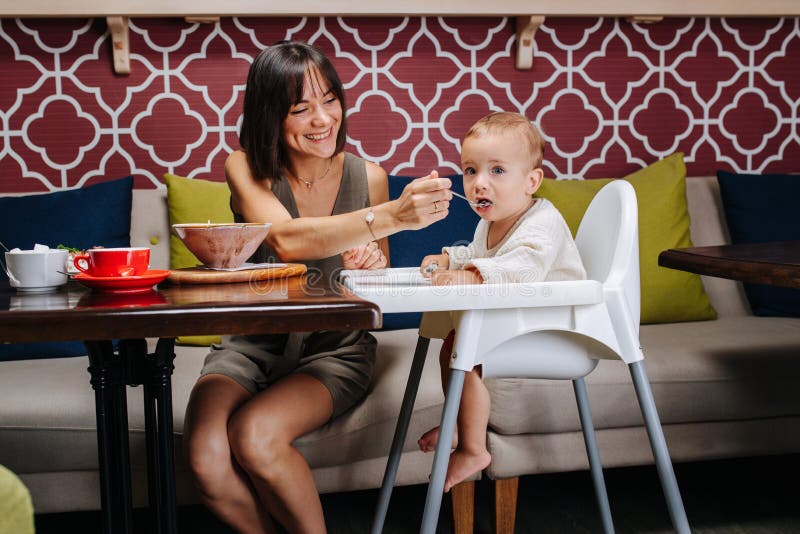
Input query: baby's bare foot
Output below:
<box><xmin>444</xmin><ymin>449</ymin><xmax>491</xmax><ymax>492</ymax></box>
<box><xmin>417</xmin><ymin>426</ymin><xmax>458</xmax><ymax>453</ymax></box>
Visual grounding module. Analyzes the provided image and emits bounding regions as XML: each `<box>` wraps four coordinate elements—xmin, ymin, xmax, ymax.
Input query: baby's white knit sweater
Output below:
<box><xmin>442</xmin><ymin>198</ymin><xmax>587</xmax><ymax>284</ymax></box>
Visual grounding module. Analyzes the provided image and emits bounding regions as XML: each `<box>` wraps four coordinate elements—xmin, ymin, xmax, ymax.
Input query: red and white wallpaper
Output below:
<box><xmin>0</xmin><ymin>16</ymin><xmax>798</xmax><ymax>193</ymax></box>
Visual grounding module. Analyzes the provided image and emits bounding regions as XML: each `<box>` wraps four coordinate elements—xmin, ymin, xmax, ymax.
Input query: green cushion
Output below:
<box><xmin>165</xmin><ymin>173</ymin><xmax>233</xmax><ymax>346</ymax></box>
<box><xmin>535</xmin><ymin>153</ymin><xmax>717</xmax><ymax>324</ymax></box>
<box><xmin>0</xmin><ymin>465</ymin><xmax>34</xmax><ymax>534</ymax></box>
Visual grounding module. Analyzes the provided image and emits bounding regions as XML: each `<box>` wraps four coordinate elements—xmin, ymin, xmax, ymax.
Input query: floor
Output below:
<box><xmin>36</xmin><ymin>453</ymin><xmax>800</xmax><ymax>533</ymax></box>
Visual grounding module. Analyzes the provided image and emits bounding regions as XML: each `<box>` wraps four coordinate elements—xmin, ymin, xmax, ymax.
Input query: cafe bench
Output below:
<box><xmin>1</xmin><ymin>170</ymin><xmax>799</xmax><ymax>533</ymax></box>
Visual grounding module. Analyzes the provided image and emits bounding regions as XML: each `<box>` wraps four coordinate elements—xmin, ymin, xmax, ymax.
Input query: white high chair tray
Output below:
<box><xmin>340</xmin><ymin>267</ymin><xmax>604</xmax><ymax>314</ymax></box>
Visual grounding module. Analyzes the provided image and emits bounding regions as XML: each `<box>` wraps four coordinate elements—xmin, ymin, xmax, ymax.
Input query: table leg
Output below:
<box><xmin>86</xmin><ymin>339</ymin><xmax>133</xmax><ymax>534</ymax></box>
<box><xmin>371</xmin><ymin>336</ymin><xmax>430</xmax><ymax>534</ymax></box>
<box><xmin>112</xmin><ymin>363</ymin><xmax>134</xmax><ymax>532</ymax></box>
<box><xmin>144</xmin><ymin>377</ymin><xmax>162</xmax><ymax>534</ymax></box>
<box><xmin>150</xmin><ymin>338</ymin><xmax>178</xmax><ymax>534</ymax></box>
<box><xmin>116</xmin><ymin>340</ymin><xmax>146</xmax><ymax>532</ymax></box>
<box><xmin>86</xmin><ymin>338</ymin><xmax>179</xmax><ymax>534</ymax></box>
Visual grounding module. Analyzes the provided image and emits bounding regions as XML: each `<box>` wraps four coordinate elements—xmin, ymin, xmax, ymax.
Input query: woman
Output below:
<box><xmin>183</xmin><ymin>41</ymin><xmax>452</xmax><ymax>533</ymax></box>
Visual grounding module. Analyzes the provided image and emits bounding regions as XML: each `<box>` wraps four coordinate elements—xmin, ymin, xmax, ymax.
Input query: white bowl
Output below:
<box><xmin>4</xmin><ymin>249</ymin><xmax>69</xmax><ymax>292</ymax></box>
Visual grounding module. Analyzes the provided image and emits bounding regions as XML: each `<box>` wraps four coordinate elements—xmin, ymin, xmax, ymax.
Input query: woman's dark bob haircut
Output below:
<box><xmin>239</xmin><ymin>41</ymin><xmax>347</xmax><ymax>181</ymax></box>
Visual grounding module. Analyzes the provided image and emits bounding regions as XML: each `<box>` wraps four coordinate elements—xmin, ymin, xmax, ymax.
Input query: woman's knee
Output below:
<box><xmin>227</xmin><ymin>411</ymin><xmax>288</xmax><ymax>474</ymax></box>
<box><xmin>185</xmin><ymin>426</ymin><xmax>233</xmax><ymax>491</ymax></box>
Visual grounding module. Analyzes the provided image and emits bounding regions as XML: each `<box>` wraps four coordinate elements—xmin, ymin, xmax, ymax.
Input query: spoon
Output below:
<box><xmin>451</xmin><ymin>191</ymin><xmax>492</xmax><ymax>208</ymax></box>
<box><xmin>423</xmin><ymin>261</ymin><xmax>439</xmax><ymax>274</ymax></box>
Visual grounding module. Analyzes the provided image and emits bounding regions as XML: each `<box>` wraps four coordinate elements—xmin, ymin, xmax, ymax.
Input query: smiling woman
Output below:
<box><xmin>181</xmin><ymin>40</ymin><xmax>453</xmax><ymax>534</ymax></box>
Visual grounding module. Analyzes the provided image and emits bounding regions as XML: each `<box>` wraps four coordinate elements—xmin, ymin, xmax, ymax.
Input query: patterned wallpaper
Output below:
<box><xmin>0</xmin><ymin>16</ymin><xmax>798</xmax><ymax>193</ymax></box>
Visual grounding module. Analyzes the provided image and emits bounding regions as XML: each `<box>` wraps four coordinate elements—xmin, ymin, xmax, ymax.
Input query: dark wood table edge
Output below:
<box><xmin>0</xmin><ymin>302</ymin><xmax>381</xmax><ymax>343</ymax></box>
<box><xmin>0</xmin><ymin>280</ymin><xmax>382</xmax><ymax>343</ymax></box>
<box><xmin>658</xmin><ymin>244</ymin><xmax>800</xmax><ymax>289</ymax></box>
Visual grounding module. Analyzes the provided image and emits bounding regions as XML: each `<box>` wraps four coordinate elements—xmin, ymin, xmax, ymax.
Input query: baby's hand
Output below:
<box><xmin>342</xmin><ymin>242</ymin><xmax>387</xmax><ymax>270</ymax></box>
<box><xmin>420</xmin><ymin>253</ymin><xmax>449</xmax><ymax>278</ymax></box>
<box><xmin>430</xmin><ymin>269</ymin><xmax>483</xmax><ymax>286</ymax></box>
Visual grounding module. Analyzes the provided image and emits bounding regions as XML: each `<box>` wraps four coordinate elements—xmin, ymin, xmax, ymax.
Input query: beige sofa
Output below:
<box><xmin>1</xmin><ymin>177</ymin><xmax>798</xmax><ymax>530</ymax></box>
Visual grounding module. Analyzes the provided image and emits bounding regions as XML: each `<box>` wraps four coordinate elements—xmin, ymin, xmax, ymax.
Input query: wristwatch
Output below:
<box><xmin>365</xmin><ymin>210</ymin><xmax>377</xmax><ymax>240</ymax></box>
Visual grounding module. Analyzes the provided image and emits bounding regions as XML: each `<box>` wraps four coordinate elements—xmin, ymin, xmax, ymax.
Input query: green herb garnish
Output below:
<box><xmin>56</xmin><ymin>244</ymin><xmax>82</xmax><ymax>253</ymax></box>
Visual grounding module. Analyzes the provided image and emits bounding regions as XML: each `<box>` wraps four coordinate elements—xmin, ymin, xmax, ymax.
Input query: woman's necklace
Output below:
<box><xmin>288</xmin><ymin>157</ymin><xmax>334</xmax><ymax>189</ymax></box>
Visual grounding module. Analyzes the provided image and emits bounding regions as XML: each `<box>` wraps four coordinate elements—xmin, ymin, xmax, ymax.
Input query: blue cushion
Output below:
<box><xmin>383</xmin><ymin>175</ymin><xmax>480</xmax><ymax>330</ymax></box>
<box><xmin>716</xmin><ymin>171</ymin><xmax>800</xmax><ymax>317</ymax></box>
<box><xmin>0</xmin><ymin>341</ymin><xmax>88</xmax><ymax>360</ymax></box>
<box><xmin>0</xmin><ymin>176</ymin><xmax>134</xmax><ymax>360</ymax></box>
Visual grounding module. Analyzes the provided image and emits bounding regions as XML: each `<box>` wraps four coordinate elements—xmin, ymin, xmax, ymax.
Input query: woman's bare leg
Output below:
<box><xmin>184</xmin><ymin>374</ymin><xmax>277</xmax><ymax>533</ymax></box>
<box><xmin>228</xmin><ymin>373</ymin><xmax>334</xmax><ymax>534</ymax></box>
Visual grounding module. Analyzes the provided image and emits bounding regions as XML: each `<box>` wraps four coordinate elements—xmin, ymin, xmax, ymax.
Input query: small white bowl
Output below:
<box><xmin>4</xmin><ymin>248</ymin><xmax>69</xmax><ymax>292</ymax></box>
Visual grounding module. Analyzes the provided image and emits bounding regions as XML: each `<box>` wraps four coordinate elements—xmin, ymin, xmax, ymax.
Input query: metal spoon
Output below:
<box><xmin>451</xmin><ymin>191</ymin><xmax>492</xmax><ymax>208</ymax></box>
<box><xmin>423</xmin><ymin>261</ymin><xmax>439</xmax><ymax>274</ymax></box>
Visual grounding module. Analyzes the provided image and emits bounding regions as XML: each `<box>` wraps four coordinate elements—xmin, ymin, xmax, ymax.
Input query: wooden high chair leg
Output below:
<box><xmin>492</xmin><ymin>477</ymin><xmax>519</xmax><ymax>534</ymax></box>
<box><xmin>451</xmin><ymin>481</ymin><xmax>475</xmax><ymax>534</ymax></box>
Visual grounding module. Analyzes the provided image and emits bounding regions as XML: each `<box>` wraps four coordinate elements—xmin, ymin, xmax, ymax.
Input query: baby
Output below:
<box><xmin>419</xmin><ymin>111</ymin><xmax>587</xmax><ymax>491</ymax></box>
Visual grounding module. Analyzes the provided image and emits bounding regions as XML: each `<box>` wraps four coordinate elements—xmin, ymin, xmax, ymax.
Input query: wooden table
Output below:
<box><xmin>0</xmin><ymin>276</ymin><xmax>380</xmax><ymax>534</ymax></box>
<box><xmin>658</xmin><ymin>241</ymin><xmax>800</xmax><ymax>289</ymax></box>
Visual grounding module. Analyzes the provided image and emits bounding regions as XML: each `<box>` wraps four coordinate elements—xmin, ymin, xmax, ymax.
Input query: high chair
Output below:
<box><xmin>342</xmin><ymin>180</ymin><xmax>690</xmax><ymax>534</ymax></box>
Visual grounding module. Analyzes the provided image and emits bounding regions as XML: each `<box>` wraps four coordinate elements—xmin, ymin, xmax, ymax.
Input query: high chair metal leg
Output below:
<box><xmin>573</xmin><ymin>377</ymin><xmax>614</xmax><ymax>534</ymax></box>
<box><xmin>628</xmin><ymin>361</ymin><xmax>690</xmax><ymax>534</ymax></box>
<box><xmin>421</xmin><ymin>368</ymin><xmax>466</xmax><ymax>534</ymax></box>
<box><xmin>371</xmin><ymin>336</ymin><xmax>431</xmax><ymax>534</ymax></box>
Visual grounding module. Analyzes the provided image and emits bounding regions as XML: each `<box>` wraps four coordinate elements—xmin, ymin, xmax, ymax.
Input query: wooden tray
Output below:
<box><xmin>167</xmin><ymin>263</ymin><xmax>307</xmax><ymax>285</ymax></box>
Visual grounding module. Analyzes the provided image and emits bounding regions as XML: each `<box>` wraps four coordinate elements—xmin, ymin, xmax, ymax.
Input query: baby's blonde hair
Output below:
<box><xmin>464</xmin><ymin>112</ymin><xmax>545</xmax><ymax>169</ymax></box>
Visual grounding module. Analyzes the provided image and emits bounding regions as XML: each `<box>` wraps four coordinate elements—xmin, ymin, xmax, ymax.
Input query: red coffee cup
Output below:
<box><xmin>73</xmin><ymin>247</ymin><xmax>150</xmax><ymax>277</ymax></box>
